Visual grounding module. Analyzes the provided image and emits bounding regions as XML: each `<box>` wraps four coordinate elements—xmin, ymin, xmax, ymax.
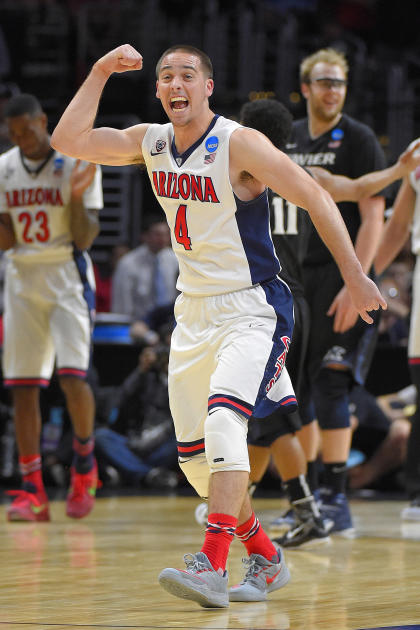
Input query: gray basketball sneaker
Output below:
<box><xmin>158</xmin><ymin>551</ymin><xmax>229</xmax><ymax>608</ymax></box>
<box><xmin>229</xmin><ymin>543</ymin><xmax>290</xmax><ymax>602</ymax></box>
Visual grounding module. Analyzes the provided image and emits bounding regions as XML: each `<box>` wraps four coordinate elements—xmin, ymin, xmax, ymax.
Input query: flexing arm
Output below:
<box><xmin>375</xmin><ymin>177</ymin><xmax>415</xmax><ymax>275</ymax></box>
<box><xmin>310</xmin><ymin>139</ymin><xmax>420</xmax><ymax>203</ymax></box>
<box><xmin>51</xmin><ymin>45</ymin><xmax>148</xmax><ymax>166</ymax></box>
<box><xmin>230</xmin><ymin>128</ymin><xmax>387</xmax><ymax>324</ymax></box>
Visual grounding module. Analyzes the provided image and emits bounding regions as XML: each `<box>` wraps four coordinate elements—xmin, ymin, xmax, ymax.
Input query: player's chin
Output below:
<box><xmin>169</xmin><ymin>110</ymin><xmax>190</xmax><ymax>126</ymax></box>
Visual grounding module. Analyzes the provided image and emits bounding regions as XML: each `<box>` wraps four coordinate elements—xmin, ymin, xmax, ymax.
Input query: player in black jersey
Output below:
<box><xmin>241</xmin><ymin>99</ymin><xmax>328</xmax><ymax>548</ymax></box>
<box><xmin>286</xmin><ymin>48</ymin><xmax>387</xmax><ymax>535</ymax></box>
<box><xmin>237</xmin><ymin>99</ymin><xmax>420</xmax><ymax>546</ymax></box>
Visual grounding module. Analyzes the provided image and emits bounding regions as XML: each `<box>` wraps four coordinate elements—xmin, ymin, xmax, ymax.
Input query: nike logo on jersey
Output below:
<box><xmin>150</xmin><ymin>151</ymin><xmax>167</xmax><ymax>156</ymax></box>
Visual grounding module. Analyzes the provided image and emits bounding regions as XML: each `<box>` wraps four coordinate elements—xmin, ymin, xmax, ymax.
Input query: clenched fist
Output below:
<box><xmin>95</xmin><ymin>44</ymin><xmax>143</xmax><ymax>77</ymax></box>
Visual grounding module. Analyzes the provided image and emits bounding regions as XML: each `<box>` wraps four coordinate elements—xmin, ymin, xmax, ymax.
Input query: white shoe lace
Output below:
<box><xmin>183</xmin><ymin>553</ymin><xmax>208</xmax><ymax>573</ymax></box>
<box><xmin>240</xmin><ymin>556</ymin><xmax>259</xmax><ymax>584</ymax></box>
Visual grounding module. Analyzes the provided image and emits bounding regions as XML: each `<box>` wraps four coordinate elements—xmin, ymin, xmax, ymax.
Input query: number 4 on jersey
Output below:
<box><xmin>174</xmin><ymin>204</ymin><xmax>192</xmax><ymax>250</ymax></box>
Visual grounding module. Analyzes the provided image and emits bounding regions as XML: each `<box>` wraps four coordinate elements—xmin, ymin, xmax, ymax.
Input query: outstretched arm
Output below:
<box><xmin>309</xmin><ymin>139</ymin><xmax>420</xmax><ymax>203</ymax></box>
<box><xmin>326</xmin><ymin>195</ymin><xmax>384</xmax><ymax>332</ymax></box>
<box><xmin>230</xmin><ymin>128</ymin><xmax>387</xmax><ymax>324</ymax></box>
<box><xmin>51</xmin><ymin>45</ymin><xmax>149</xmax><ymax>166</ymax></box>
<box><xmin>375</xmin><ymin>177</ymin><xmax>415</xmax><ymax>275</ymax></box>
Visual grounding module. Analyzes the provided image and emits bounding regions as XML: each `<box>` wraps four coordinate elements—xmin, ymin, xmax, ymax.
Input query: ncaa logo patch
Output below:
<box><xmin>331</xmin><ymin>128</ymin><xmax>344</xmax><ymax>141</ymax></box>
<box><xmin>205</xmin><ymin>136</ymin><xmax>219</xmax><ymax>153</ymax></box>
<box><xmin>53</xmin><ymin>156</ymin><xmax>64</xmax><ymax>175</ymax></box>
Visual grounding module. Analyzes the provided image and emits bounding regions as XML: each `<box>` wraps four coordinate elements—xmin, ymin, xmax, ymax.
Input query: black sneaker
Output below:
<box><xmin>272</xmin><ymin>515</ymin><xmax>333</xmax><ymax>549</ymax></box>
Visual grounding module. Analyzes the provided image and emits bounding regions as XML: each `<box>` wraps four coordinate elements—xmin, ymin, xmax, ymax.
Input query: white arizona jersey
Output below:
<box><xmin>0</xmin><ymin>147</ymin><xmax>103</xmax><ymax>263</ymax></box>
<box><xmin>409</xmin><ymin>159</ymin><xmax>420</xmax><ymax>255</ymax></box>
<box><xmin>142</xmin><ymin>115</ymin><xmax>280</xmax><ymax>296</ymax></box>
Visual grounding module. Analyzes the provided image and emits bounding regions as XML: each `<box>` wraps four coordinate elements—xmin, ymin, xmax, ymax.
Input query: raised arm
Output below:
<box><xmin>51</xmin><ymin>45</ymin><xmax>149</xmax><ymax>166</ymax></box>
<box><xmin>375</xmin><ymin>177</ymin><xmax>416</xmax><ymax>275</ymax></box>
<box><xmin>309</xmin><ymin>139</ymin><xmax>420</xmax><ymax>203</ymax></box>
<box><xmin>230</xmin><ymin>127</ymin><xmax>387</xmax><ymax>323</ymax></box>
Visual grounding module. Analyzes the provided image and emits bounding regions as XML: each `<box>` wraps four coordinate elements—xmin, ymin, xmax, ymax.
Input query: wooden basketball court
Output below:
<box><xmin>0</xmin><ymin>494</ymin><xmax>419</xmax><ymax>630</ymax></box>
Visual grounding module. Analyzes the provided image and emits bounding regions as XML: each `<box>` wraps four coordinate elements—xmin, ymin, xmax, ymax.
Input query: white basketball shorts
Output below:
<box><xmin>169</xmin><ymin>276</ymin><xmax>297</xmax><ymax>459</ymax></box>
<box><xmin>3</xmin><ymin>256</ymin><xmax>94</xmax><ymax>386</ymax></box>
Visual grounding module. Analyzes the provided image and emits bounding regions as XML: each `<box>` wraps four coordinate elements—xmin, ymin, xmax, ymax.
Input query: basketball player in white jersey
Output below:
<box><xmin>375</xmin><ymin>140</ymin><xmax>420</xmax><ymax>522</ymax></box>
<box><xmin>51</xmin><ymin>44</ymin><xmax>386</xmax><ymax>608</ymax></box>
<box><xmin>0</xmin><ymin>94</ymin><xmax>103</xmax><ymax>523</ymax></box>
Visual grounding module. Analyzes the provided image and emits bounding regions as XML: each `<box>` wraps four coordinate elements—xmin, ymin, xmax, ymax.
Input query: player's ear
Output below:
<box><xmin>206</xmin><ymin>78</ymin><xmax>214</xmax><ymax>98</ymax></box>
<box><xmin>156</xmin><ymin>80</ymin><xmax>160</xmax><ymax>99</ymax></box>
<box><xmin>301</xmin><ymin>82</ymin><xmax>310</xmax><ymax>100</ymax></box>
<box><xmin>39</xmin><ymin>112</ymin><xmax>48</xmax><ymax>129</ymax></box>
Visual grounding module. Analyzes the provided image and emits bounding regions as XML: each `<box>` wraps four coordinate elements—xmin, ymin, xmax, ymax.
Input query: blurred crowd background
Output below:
<box><xmin>0</xmin><ymin>0</ymin><xmax>419</xmax><ymax>495</ymax></box>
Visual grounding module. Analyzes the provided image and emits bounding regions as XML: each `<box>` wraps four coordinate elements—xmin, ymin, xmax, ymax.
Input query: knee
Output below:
<box><xmin>313</xmin><ymin>368</ymin><xmax>352</xmax><ymax>430</ymax></box>
<box><xmin>59</xmin><ymin>376</ymin><xmax>88</xmax><ymax>397</ymax></box>
<box><xmin>389</xmin><ymin>420</ymin><xmax>410</xmax><ymax>459</ymax></box>
<box><xmin>204</xmin><ymin>408</ymin><xmax>250</xmax><ymax>474</ymax></box>
<box><xmin>12</xmin><ymin>386</ymin><xmax>39</xmax><ymax>406</ymax></box>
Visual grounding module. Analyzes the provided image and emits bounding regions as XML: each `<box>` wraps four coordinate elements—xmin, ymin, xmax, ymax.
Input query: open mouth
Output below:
<box><xmin>170</xmin><ymin>96</ymin><xmax>188</xmax><ymax>111</ymax></box>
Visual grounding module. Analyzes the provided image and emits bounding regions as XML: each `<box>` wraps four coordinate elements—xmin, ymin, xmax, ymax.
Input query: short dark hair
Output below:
<box><xmin>4</xmin><ymin>93</ymin><xmax>43</xmax><ymax>119</ymax></box>
<box><xmin>239</xmin><ymin>99</ymin><xmax>293</xmax><ymax>151</ymax></box>
<box><xmin>156</xmin><ymin>45</ymin><xmax>213</xmax><ymax>79</ymax></box>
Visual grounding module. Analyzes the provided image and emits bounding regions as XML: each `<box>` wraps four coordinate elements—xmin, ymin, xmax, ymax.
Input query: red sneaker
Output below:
<box><xmin>6</xmin><ymin>486</ymin><xmax>50</xmax><ymax>522</ymax></box>
<box><xmin>66</xmin><ymin>462</ymin><xmax>99</xmax><ymax>519</ymax></box>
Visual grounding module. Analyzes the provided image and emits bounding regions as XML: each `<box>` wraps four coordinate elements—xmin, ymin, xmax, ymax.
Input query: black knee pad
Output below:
<box><xmin>312</xmin><ymin>368</ymin><xmax>352</xmax><ymax>430</ymax></box>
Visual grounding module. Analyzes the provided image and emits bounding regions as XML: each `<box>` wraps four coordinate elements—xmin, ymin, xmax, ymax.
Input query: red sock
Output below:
<box><xmin>235</xmin><ymin>512</ymin><xmax>278</xmax><ymax>561</ymax></box>
<box><xmin>201</xmin><ymin>512</ymin><xmax>237</xmax><ymax>572</ymax></box>
<box><xmin>19</xmin><ymin>455</ymin><xmax>44</xmax><ymax>493</ymax></box>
